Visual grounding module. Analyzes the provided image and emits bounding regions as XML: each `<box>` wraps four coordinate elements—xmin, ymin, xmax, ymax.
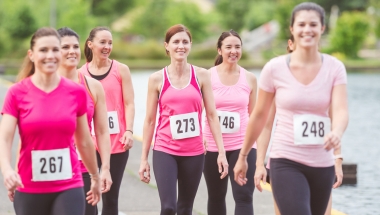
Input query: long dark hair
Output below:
<box><xmin>17</xmin><ymin>27</ymin><xmax>60</xmax><ymax>82</ymax></box>
<box><xmin>290</xmin><ymin>2</ymin><xmax>325</xmax><ymax>27</ymax></box>
<box><xmin>214</xmin><ymin>30</ymin><xmax>242</xmax><ymax>66</ymax></box>
<box><xmin>84</xmin><ymin>26</ymin><xmax>111</xmax><ymax>62</ymax></box>
<box><xmin>57</xmin><ymin>27</ymin><xmax>79</xmax><ymax>40</ymax></box>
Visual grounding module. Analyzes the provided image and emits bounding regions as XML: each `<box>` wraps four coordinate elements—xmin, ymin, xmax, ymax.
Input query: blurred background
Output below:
<box><xmin>0</xmin><ymin>0</ymin><xmax>380</xmax><ymax>72</ymax></box>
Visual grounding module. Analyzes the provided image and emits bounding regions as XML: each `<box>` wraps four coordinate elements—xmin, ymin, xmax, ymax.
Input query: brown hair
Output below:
<box><xmin>290</xmin><ymin>2</ymin><xmax>325</xmax><ymax>27</ymax></box>
<box><xmin>17</xmin><ymin>27</ymin><xmax>60</xmax><ymax>82</ymax></box>
<box><xmin>287</xmin><ymin>35</ymin><xmax>295</xmax><ymax>53</ymax></box>
<box><xmin>84</xmin><ymin>26</ymin><xmax>111</xmax><ymax>62</ymax></box>
<box><xmin>214</xmin><ymin>30</ymin><xmax>242</xmax><ymax>66</ymax></box>
<box><xmin>164</xmin><ymin>24</ymin><xmax>192</xmax><ymax>55</ymax></box>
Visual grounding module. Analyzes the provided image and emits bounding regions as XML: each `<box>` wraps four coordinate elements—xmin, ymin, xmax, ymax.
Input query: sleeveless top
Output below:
<box><xmin>203</xmin><ymin>66</ymin><xmax>256</xmax><ymax>152</ymax></box>
<box><xmin>77</xmin><ymin>72</ymin><xmax>95</xmax><ymax>173</ymax></box>
<box><xmin>153</xmin><ymin>65</ymin><xmax>204</xmax><ymax>156</ymax></box>
<box><xmin>79</xmin><ymin>60</ymin><xmax>127</xmax><ymax>154</ymax></box>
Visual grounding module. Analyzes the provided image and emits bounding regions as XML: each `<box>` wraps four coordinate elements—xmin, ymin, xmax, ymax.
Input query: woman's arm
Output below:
<box><xmin>139</xmin><ymin>72</ymin><xmax>160</xmax><ymax>184</ymax></box>
<box><xmin>234</xmin><ymin>89</ymin><xmax>274</xmax><ymax>185</ymax></box>
<box><xmin>119</xmin><ymin>64</ymin><xmax>135</xmax><ymax>150</ymax></box>
<box><xmin>246</xmin><ymin>71</ymin><xmax>257</xmax><ymax>115</ymax></box>
<box><xmin>89</xmin><ymin>77</ymin><xmax>112</xmax><ymax>193</ymax></box>
<box><xmin>75</xmin><ymin>114</ymin><xmax>101</xmax><ymax>205</ymax></box>
<box><xmin>0</xmin><ymin>115</ymin><xmax>23</xmax><ymax>191</ymax></box>
<box><xmin>197</xmin><ymin>67</ymin><xmax>228</xmax><ymax>179</ymax></box>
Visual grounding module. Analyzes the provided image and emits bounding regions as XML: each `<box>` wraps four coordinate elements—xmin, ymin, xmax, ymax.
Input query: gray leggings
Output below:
<box><xmin>153</xmin><ymin>150</ymin><xmax>205</xmax><ymax>215</ymax></box>
<box><xmin>14</xmin><ymin>187</ymin><xmax>85</xmax><ymax>215</ymax></box>
<box><xmin>270</xmin><ymin>158</ymin><xmax>335</xmax><ymax>215</ymax></box>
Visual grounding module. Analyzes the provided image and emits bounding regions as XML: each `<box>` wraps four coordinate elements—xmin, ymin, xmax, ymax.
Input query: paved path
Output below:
<box><xmin>0</xmin><ymin>80</ymin><xmax>275</xmax><ymax>215</ymax></box>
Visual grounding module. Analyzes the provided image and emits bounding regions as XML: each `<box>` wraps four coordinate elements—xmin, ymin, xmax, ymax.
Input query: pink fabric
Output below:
<box><xmin>259</xmin><ymin>54</ymin><xmax>347</xmax><ymax>167</ymax></box>
<box><xmin>203</xmin><ymin>66</ymin><xmax>256</xmax><ymax>152</ymax></box>
<box><xmin>2</xmin><ymin>77</ymin><xmax>86</xmax><ymax>193</ymax></box>
<box><xmin>79</xmin><ymin>60</ymin><xmax>126</xmax><ymax>154</ymax></box>
<box><xmin>154</xmin><ymin>65</ymin><xmax>204</xmax><ymax>156</ymax></box>
<box><xmin>78</xmin><ymin>73</ymin><xmax>95</xmax><ymax>173</ymax></box>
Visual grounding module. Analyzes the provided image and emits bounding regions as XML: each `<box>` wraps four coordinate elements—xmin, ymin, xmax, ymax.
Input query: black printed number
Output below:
<box><xmin>109</xmin><ymin>116</ymin><xmax>114</xmax><ymax>129</ymax></box>
<box><xmin>176</xmin><ymin>117</ymin><xmax>196</xmax><ymax>134</ymax></box>
<box><xmin>40</xmin><ymin>156</ymin><xmax>63</xmax><ymax>174</ymax></box>
<box><xmin>218</xmin><ymin>116</ymin><xmax>235</xmax><ymax>129</ymax></box>
<box><xmin>302</xmin><ymin>121</ymin><xmax>325</xmax><ymax>137</ymax></box>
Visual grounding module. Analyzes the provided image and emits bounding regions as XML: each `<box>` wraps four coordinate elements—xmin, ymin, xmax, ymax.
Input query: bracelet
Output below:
<box><xmin>334</xmin><ymin>154</ymin><xmax>343</xmax><ymax>161</ymax></box>
<box><xmin>126</xmin><ymin>130</ymin><xmax>133</xmax><ymax>134</ymax></box>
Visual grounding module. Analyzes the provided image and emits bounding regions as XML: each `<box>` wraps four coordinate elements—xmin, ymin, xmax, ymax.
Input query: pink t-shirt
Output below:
<box><xmin>203</xmin><ymin>66</ymin><xmax>256</xmax><ymax>152</ymax></box>
<box><xmin>259</xmin><ymin>54</ymin><xmax>347</xmax><ymax>167</ymax></box>
<box><xmin>2</xmin><ymin>77</ymin><xmax>87</xmax><ymax>193</ymax></box>
<box><xmin>79</xmin><ymin>60</ymin><xmax>127</xmax><ymax>154</ymax></box>
<box><xmin>153</xmin><ymin>65</ymin><xmax>204</xmax><ymax>156</ymax></box>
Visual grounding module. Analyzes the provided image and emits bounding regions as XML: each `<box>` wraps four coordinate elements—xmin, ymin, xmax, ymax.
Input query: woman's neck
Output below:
<box><xmin>218</xmin><ymin>62</ymin><xmax>239</xmax><ymax>74</ymax></box>
<box><xmin>168</xmin><ymin>59</ymin><xmax>189</xmax><ymax>76</ymax></box>
<box><xmin>90</xmin><ymin>57</ymin><xmax>110</xmax><ymax>70</ymax></box>
<box><xmin>291</xmin><ymin>47</ymin><xmax>320</xmax><ymax>64</ymax></box>
<box><xmin>57</xmin><ymin>66</ymin><xmax>78</xmax><ymax>82</ymax></box>
<box><xmin>31</xmin><ymin>71</ymin><xmax>61</xmax><ymax>92</ymax></box>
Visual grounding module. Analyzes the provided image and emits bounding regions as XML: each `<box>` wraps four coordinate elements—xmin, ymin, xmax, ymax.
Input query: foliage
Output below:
<box><xmin>328</xmin><ymin>12</ymin><xmax>370</xmax><ymax>58</ymax></box>
<box><xmin>91</xmin><ymin>0</ymin><xmax>135</xmax><ymax>21</ymax></box>
<box><xmin>243</xmin><ymin>1</ymin><xmax>275</xmax><ymax>31</ymax></box>
<box><xmin>215</xmin><ymin>0</ymin><xmax>254</xmax><ymax>32</ymax></box>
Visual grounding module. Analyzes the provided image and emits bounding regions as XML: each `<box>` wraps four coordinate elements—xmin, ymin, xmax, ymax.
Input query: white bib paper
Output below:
<box><xmin>107</xmin><ymin>111</ymin><xmax>120</xmax><ymax>134</ymax></box>
<box><xmin>170</xmin><ymin>112</ymin><xmax>200</xmax><ymax>140</ymax></box>
<box><xmin>294</xmin><ymin>114</ymin><xmax>331</xmax><ymax>145</ymax></box>
<box><xmin>90</xmin><ymin>119</ymin><xmax>95</xmax><ymax>136</ymax></box>
<box><xmin>217</xmin><ymin>110</ymin><xmax>240</xmax><ymax>133</ymax></box>
<box><xmin>32</xmin><ymin>148</ymin><xmax>72</xmax><ymax>181</ymax></box>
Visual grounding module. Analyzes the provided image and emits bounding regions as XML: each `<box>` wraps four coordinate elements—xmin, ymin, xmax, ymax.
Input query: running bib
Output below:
<box><xmin>76</xmin><ymin>147</ymin><xmax>82</xmax><ymax>161</ymax></box>
<box><xmin>32</xmin><ymin>148</ymin><xmax>72</xmax><ymax>181</ymax></box>
<box><xmin>170</xmin><ymin>112</ymin><xmax>200</xmax><ymax>140</ymax></box>
<box><xmin>294</xmin><ymin>114</ymin><xmax>331</xmax><ymax>145</ymax></box>
<box><xmin>107</xmin><ymin>111</ymin><xmax>120</xmax><ymax>134</ymax></box>
<box><xmin>217</xmin><ymin>111</ymin><xmax>240</xmax><ymax>133</ymax></box>
<box><xmin>90</xmin><ymin>119</ymin><xmax>95</xmax><ymax>136</ymax></box>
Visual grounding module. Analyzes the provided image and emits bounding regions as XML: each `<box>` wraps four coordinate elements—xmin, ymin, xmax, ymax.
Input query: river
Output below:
<box><xmin>130</xmin><ymin>70</ymin><xmax>380</xmax><ymax>215</ymax></box>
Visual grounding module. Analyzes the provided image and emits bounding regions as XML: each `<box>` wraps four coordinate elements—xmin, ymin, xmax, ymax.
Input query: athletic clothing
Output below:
<box><xmin>153</xmin><ymin>150</ymin><xmax>204</xmax><ymax>215</ymax></box>
<box><xmin>203</xmin><ymin>149</ymin><xmax>256</xmax><ymax>215</ymax></box>
<box><xmin>96</xmin><ymin>150</ymin><xmax>129</xmax><ymax>215</ymax></box>
<box><xmin>154</xmin><ymin>65</ymin><xmax>204</xmax><ymax>156</ymax></box>
<box><xmin>259</xmin><ymin>54</ymin><xmax>347</xmax><ymax>167</ymax></box>
<box><xmin>14</xmin><ymin>187</ymin><xmax>85</xmax><ymax>215</ymax></box>
<box><xmin>2</xmin><ymin>77</ymin><xmax>87</xmax><ymax>193</ymax></box>
<box><xmin>77</xmin><ymin>72</ymin><xmax>95</xmax><ymax>173</ymax></box>
<box><xmin>203</xmin><ymin>66</ymin><xmax>255</xmax><ymax>152</ymax></box>
<box><xmin>270</xmin><ymin>158</ymin><xmax>335</xmax><ymax>215</ymax></box>
<box><xmin>79</xmin><ymin>60</ymin><xmax>127</xmax><ymax>154</ymax></box>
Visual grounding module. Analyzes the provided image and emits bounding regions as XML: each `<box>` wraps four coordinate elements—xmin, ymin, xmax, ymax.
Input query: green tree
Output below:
<box><xmin>328</xmin><ymin>12</ymin><xmax>370</xmax><ymax>58</ymax></box>
<box><xmin>215</xmin><ymin>0</ymin><xmax>253</xmax><ymax>32</ymax></box>
<box><xmin>7</xmin><ymin>5</ymin><xmax>37</xmax><ymax>40</ymax></box>
<box><xmin>244</xmin><ymin>1</ymin><xmax>275</xmax><ymax>31</ymax></box>
<box><xmin>91</xmin><ymin>0</ymin><xmax>135</xmax><ymax>21</ymax></box>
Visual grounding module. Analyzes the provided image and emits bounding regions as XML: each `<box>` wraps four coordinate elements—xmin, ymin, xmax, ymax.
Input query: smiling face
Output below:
<box><xmin>290</xmin><ymin>10</ymin><xmax>325</xmax><ymax>50</ymax></box>
<box><xmin>165</xmin><ymin>31</ymin><xmax>192</xmax><ymax>60</ymax></box>
<box><xmin>28</xmin><ymin>36</ymin><xmax>61</xmax><ymax>75</ymax></box>
<box><xmin>87</xmin><ymin>30</ymin><xmax>113</xmax><ymax>60</ymax></box>
<box><xmin>218</xmin><ymin>35</ymin><xmax>242</xmax><ymax>64</ymax></box>
<box><xmin>60</xmin><ymin>36</ymin><xmax>80</xmax><ymax>68</ymax></box>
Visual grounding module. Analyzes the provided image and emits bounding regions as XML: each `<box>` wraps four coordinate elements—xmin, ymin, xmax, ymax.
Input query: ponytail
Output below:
<box><xmin>84</xmin><ymin>38</ymin><xmax>93</xmax><ymax>62</ymax></box>
<box><xmin>214</xmin><ymin>55</ymin><xmax>223</xmax><ymax>66</ymax></box>
<box><xmin>17</xmin><ymin>55</ymin><xmax>35</xmax><ymax>82</ymax></box>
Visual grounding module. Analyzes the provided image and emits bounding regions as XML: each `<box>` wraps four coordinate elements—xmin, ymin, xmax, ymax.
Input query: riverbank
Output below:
<box><xmin>1</xmin><ymin>58</ymin><xmax>380</xmax><ymax>73</ymax></box>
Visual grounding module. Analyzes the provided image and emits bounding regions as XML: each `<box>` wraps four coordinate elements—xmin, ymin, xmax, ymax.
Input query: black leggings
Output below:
<box><xmin>83</xmin><ymin>172</ymin><xmax>98</xmax><ymax>215</ymax></box>
<box><xmin>14</xmin><ymin>187</ymin><xmax>84</xmax><ymax>215</ymax></box>
<box><xmin>203</xmin><ymin>149</ymin><xmax>256</xmax><ymax>215</ymax></box>
<box><xmin>270</xmin><ymin>158</ymin><xmax>335</xmax><ymax>215</ymax></box>
<box><xmin>97</xmin><ymin>150</ymin><xmax>129</xmax><ymax>215</ymax></box>
<box><xmin>153</xmin><ymin>150</ymin><xmax>205</xmax><ymax>215</ymax></box>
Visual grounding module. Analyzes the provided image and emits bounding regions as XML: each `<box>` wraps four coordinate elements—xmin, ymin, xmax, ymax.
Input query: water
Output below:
<box><xmin>130</xmin><ymin>70</ymin><xmax>380</xmax><ymax>215</ymax></box>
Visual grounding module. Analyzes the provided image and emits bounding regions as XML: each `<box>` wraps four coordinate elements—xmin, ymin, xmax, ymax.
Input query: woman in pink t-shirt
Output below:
<box><xmin>139</xmin><ymin>24</ymin><xmax>229</xmax><ymax>215</ymax></box>
<box><xmin>57</xmin><ymin>27</ymin><xmax>112</xmax><ymax>215</ymax></box>
<box><xmin>80</xmin><ymin>26</ymin><xmax>135</xmax><ymax>215</ymax></box>
<box><xmin>234</xmin><ymin>2</ymin><xmax>349</xmax><ymax>215</ymax></box>
<box><xmin>0</xmin><ymin>27</ymin><xmax>101</xmax><ymax>215</ymax></box>
<box><xmin>202</xmin><ymin>30</ymin><xmax>257</xmax><ymax>215</ymax></box>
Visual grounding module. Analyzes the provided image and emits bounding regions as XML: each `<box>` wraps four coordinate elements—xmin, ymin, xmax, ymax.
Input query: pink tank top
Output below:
<box><xmin>153</xmin><ymin>65</ymin><xmax>204</xmax><ymax>156</ymax></box>
<box><xmin>78</xmin><ymin>73</ymin><xmax>95</xmax><ymax>173</ymax></box>
<box><xmin>203</xmin><ymin>66</ymin><xmax>256</xmax><ymax>152</ymax></box>
<box><xmin>79</xmin><ymin>60</ymin><xmax>127</xmax><ymax>154</ymax></box>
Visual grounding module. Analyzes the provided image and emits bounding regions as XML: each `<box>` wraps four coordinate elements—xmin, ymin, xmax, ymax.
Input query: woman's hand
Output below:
<box><xmin>100</xmin><ymin>169</ymin><xmax>112</xmax><ymax>193</ymax></box>
<box><xmin>324</xmin><ymin>131</ymin><xmax>341</xmax><ymax>151</ymax></box>
<box><xmin>217</xmin><ymin>153</ymin><xmax>229</xmax><ymax>179</ymax></box>
<box><xmin>121</xmin><ymin>131</ymin><xmax>134</xmax><ymax>151</ymax></box>
<box><xmin>254</xmin><ymin>164</ymin><xmax>267</xmax><ymax>192</ymax></box>
<box><xmin>8</xmin><ymin>190</ymin><xmax>15</xmax><ymax>202</ymax></box>
<box><xmin>2</xmin><ymin>168</ymin><xmax>23</xmax><ymax>192</ymax></box>
<box><xmin>139</xmin><ymin>160</ymin><xmax>151</xmax><ymax>184</ymax></box>
<box><xmin>333</xmin><ymin>158</ymin><xmax>343</xmax><ymax>188</ymax></box>
<box><xmin>86</xmin><ymin>173</ymin><xmax>101</xmax><ymax>206</ymax></box>
<box><xmin>234</xmin><ymin>155</ymin><xmax>248</xmax><ymax>186</ymax></box>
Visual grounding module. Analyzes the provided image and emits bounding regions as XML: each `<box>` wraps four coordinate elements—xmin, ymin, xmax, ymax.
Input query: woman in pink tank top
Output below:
<box><xmin>57</xmin><ymin>27</ymin><xmax>112</xmax><ymax>215</ymax></box>
<box><xmin>139</xmin><ymin>24</ymin><xmax>229</xmax><ymax>215</ymax></box>
<box><xmin>202</xmin><ymin>30</ymin><xmax>257</xmax><ymax>215</ymax></box>
<box><xmin>80</xmin><ymin>26</ymin><xmax>135</xmax><ymax>215</ymax></box>
<box><xmin>0</xmin><ymin>27</ymin><xmax>101</xmax><ymax>215</ymax></box>
<box><xmin>234</xmin><ymin>3</ymin><xmax>349</xmax><ymax>215</ymax></box>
